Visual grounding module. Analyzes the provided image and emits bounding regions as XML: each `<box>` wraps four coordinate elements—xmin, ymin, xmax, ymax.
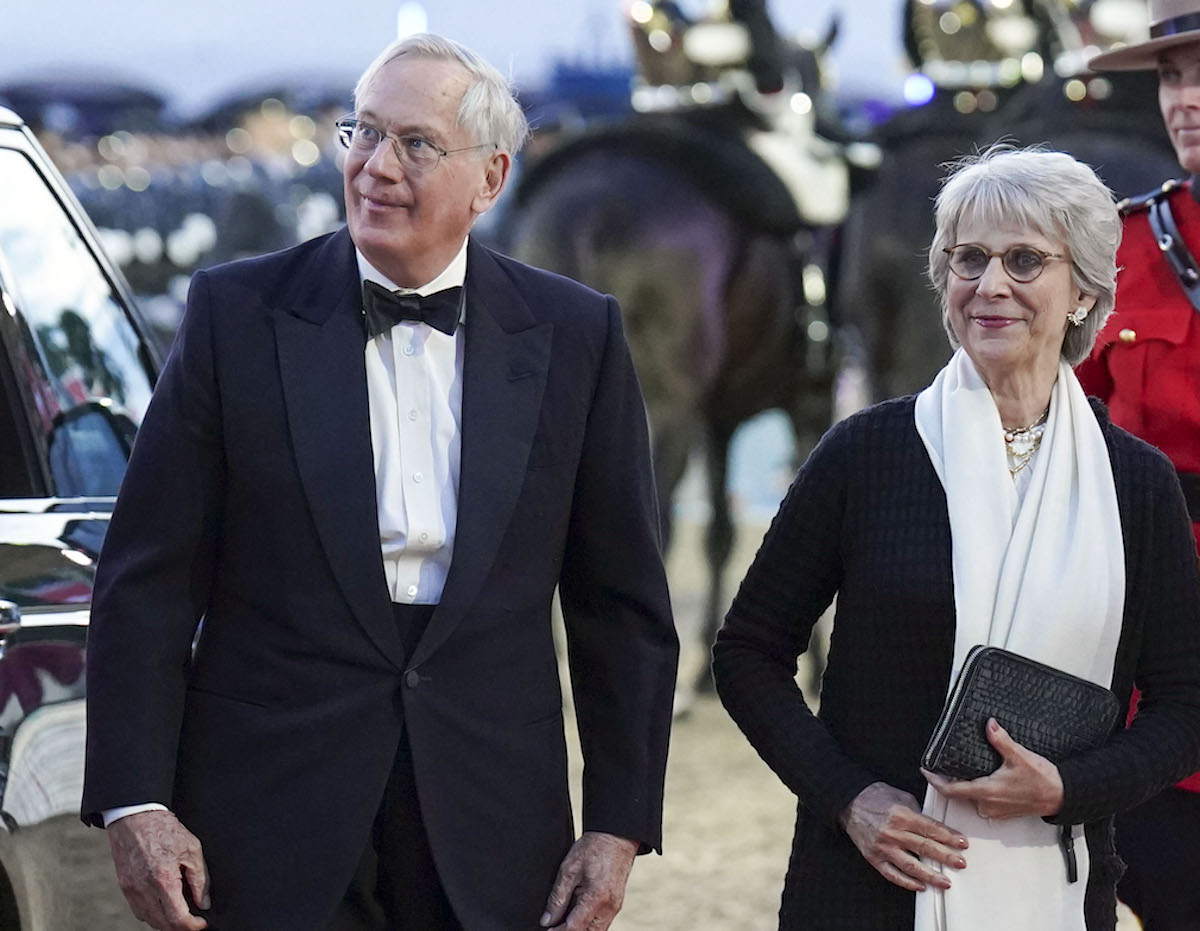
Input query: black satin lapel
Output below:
<box><xmin>274</xmin><ymin>282</ymin><xmax>403</xmax><ymax>668</ymax></box>
<box><xmin>411</xmin><ymin>290</ymin><xmax>552</xmax><ymax>667</ymax></box>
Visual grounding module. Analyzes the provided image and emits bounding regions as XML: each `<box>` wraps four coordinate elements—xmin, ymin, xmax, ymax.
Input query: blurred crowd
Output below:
<box><xmin>20</xmin><ymin>93</ymin><xmax>350</xmax><ymax>346</ymax></box>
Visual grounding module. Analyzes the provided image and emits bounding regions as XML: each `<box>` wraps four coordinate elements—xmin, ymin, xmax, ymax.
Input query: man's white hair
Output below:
<box><xmin>353</xmin><ymin>34</ymin><xmax>529</xmax><ymax>157</ymax></box>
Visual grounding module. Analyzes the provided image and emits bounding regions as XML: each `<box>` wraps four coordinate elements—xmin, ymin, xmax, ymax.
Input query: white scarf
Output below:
<box><xmin>912</xmin><ymin>349</ymin><xmax>1125</xmax><ymax>931</ymax></box>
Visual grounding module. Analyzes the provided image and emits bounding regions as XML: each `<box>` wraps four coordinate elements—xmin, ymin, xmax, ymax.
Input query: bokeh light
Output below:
<box><xmin>648</xmin><ymin>29</ymin><xmax>672</xmax><ymax>53</ymax></box>
<box><xmin>133</xmin><ymin>228</ymin><xmax>163</xmax><ymax>264</ymax></box>
<box><xmin>97</xmin><ymin>164</ymin><xmax>123</xmax><ymax>190</ymax></box>
<box><xmin>790</xmin><ymin>93</ymin><xmax>813</xmax><ymax>115</ymax></box>
<box><xmin>124</xmin><ymin>166</ymin><xmax>151</xmax><ymax>192</ymax></box>
<box><xmin>939</xmin><ymin>12</ymin><xmax>963</xmax><ymax>35</ymax></box>
<box><xmin>1088</xmin><ymin>77</ymin><xmax>1113</xmax><ymax>100</ymax></box>
<box><xmin>803</xmin><ymin>265</ymin><xmax>827</xmax><ymax>307</ymax></box>
<box><xmin>225</xmin><ymin>127</ymin><xmax>252</xmax><ymax>154</ymax></box>
<box><xmin>903</xmin><ymin>73</ymin><xmax>936</xmax><ymax>106</ymax></box>
<box><xmin>998</xmin><ymin>57</ymin><xmax>1023</xmax><ymax>86</ymax></box>
<box><xmin>629</xmin><ymin>1</ymin><xmax>653</xmax><ymax>25</ymax></box>
<box><xmin>292</xmin><ymin>139</ymin><xmax>320</xmax><ymax>166</ymax></box>
<box><xmin>1021</xmin><ymin>52</ymin><xmax>1045</xmax><ymax>83</ymax></box>
<box><xmin>289</xmin><ymin>114</ymin><xmax>315</xmax><ymax>140</ymax></box>
<box><xmin>201</xmin><ymin>160</ymin><xmax>229</xmax><ymax>187</ymax></box>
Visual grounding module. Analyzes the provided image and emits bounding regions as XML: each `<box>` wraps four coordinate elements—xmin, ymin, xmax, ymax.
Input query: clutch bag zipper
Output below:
<box><xmin>927</xmin><ymin>644</ymin><xmax>988</xmax><ymax>759</ymax></box>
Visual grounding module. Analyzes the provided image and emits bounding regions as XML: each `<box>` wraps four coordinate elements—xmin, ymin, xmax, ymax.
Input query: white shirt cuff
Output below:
<box><xmin>102</xmin><ymin>803</ymin><xmax>168</xmax><ymax>827</ymax></box>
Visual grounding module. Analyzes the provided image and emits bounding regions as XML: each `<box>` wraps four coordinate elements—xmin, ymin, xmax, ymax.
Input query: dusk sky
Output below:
<box><xmin>1</xmin><ymin>0</ymin><xmax>911</xmax><ymax>115</ymax></box>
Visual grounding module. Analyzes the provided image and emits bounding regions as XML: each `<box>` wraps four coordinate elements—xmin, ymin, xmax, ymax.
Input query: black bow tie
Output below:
<box><xmin>362</xmin><ymin>280</ymin><xmax>462</xmax><ymax>338</ymax></box>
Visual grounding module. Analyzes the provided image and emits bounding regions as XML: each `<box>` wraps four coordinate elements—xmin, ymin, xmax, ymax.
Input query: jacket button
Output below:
<box><xmin>1119</xmin><ymin>328</ymin><xmax>1137</xmax><ymax>343</ymax></box>
<box><xmin>405</xmin><ymin>670</ymin><xmax>421</xmax><ymax>688</ymax></box>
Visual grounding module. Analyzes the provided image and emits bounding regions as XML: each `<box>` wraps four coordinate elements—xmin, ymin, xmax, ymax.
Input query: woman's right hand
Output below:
<box><xmin>839</xmin><ymin>781</ymin><xmax>969</xmax><ymax>892</ymax></box>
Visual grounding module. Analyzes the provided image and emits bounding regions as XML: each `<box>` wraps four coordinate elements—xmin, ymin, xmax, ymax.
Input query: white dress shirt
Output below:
<box><xmin>103</xmin><ymin>240</ymin><xmax>469</xmax><ymax>828</ymax></box>
<box><xmin>360</xmin><ymin>240</ymin><xmax>466</xmax><ymax>606</ymax></box>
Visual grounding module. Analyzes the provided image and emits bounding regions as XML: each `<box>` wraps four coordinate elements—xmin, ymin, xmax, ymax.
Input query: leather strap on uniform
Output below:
<box><xmin>1147</xmin><ymin>192</ymin><xmax>1200</xmax><ymax>313</ymax></box>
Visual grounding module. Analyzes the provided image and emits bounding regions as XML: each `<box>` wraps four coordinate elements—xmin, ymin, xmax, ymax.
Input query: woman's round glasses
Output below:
<box><xmin>943</xmin><ymin>244</ymin><xmax>1067</xmax><ymax>283</ymax></box>
<box><xmin>335</xmin><ymin>117</ymin><xmax>496</xmax><ymax>174</ymax></box>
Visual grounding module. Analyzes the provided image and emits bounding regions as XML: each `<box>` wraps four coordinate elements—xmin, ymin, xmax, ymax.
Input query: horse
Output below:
<box><xmin>504</xmin><ymin>108</ymin><xmax>842</xmax><ymax>703</ymax></box>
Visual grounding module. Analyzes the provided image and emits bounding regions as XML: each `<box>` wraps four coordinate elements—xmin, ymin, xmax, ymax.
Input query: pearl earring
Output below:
<box><xmin>1067</xmin><ymin>306</ymin><xmax>1089</xmax><ymax>326</ymax></box>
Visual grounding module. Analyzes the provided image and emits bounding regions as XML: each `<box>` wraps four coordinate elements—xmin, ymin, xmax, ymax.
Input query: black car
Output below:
<box><xmin>0</xmin><ymin>105</ymin><xmax>159</xmax><ymax>929</ymax></box>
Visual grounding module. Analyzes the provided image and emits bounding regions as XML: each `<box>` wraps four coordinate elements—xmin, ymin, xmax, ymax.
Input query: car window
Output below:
<box><xmin>0</xmin><ymin>147</ymin><xmax>153</xmax><ymax>496</ymax></box>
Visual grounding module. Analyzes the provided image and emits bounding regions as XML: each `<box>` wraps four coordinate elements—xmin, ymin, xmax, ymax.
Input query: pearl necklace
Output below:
<box><xmin>1003</xmin><ymin>407</ymin><xmax>1049</xmax><ymax>477</ymax></box>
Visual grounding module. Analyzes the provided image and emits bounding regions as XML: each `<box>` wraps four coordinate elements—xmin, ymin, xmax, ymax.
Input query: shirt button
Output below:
<box><xmin>406</xmin><ymin>584</ymin><xmax>418</xmax><ymax>597</ymax></box>
<box><xmin>420</xmin><ymin>532</ymin><xmax>429</xmax><ymax>542</ymax></box>
<box><xmin>405</xmin><ymin>670</ymin><xmax>421</xmax><ymax>688</ymax></box>
<box><xmin>408</xmin><ymin>409</ymin><xmax>418</xmax><ymax>421</ymax></box>
<box><xmin>1118</xmin><ymin>328</ymin><xmax>1137</xmax><ymax>343</ymax></box>
<box><xmin>413</xmin><ymin>472</ymin><xmax>424</xmax><ymax>484</ymax></box>
<box><xmin>402</xmin><ymin>344</ymin><xmax>415</xmax><ymax>356</ymax></box>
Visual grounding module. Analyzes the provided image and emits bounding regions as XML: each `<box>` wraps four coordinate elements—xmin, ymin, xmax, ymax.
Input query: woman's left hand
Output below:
<box><xmin>920</xmin><ymin>718</ymin><xmax>1065</xmax><ymax>820</ymax></box>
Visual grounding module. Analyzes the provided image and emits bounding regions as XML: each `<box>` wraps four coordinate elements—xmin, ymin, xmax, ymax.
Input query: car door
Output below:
<box><xmin>0</xmin><ymin>105</ymin><xmax>158</xmax><ymax>930</ymax></box>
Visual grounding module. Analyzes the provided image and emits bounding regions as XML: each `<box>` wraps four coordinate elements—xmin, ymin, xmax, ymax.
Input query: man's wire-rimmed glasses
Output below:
<box><xmin>335</xmin><ymin>117</ymin><xmax>497</xmax><ymax>174</ymax></box>
<box><xmin>943</xmin><ymin>244</ymin><xmax>1068</xmax><ymax>283</ymax></box>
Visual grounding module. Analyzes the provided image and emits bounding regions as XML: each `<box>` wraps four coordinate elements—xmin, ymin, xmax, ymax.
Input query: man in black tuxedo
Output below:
<box><xmin>81</xmin><ymin>34</ymin><xmax>677</xmax><ymax>931</ymax></box>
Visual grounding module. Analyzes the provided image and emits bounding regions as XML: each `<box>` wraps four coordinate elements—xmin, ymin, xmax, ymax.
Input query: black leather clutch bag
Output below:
<box><xmin>921</xmin><ymin>645</ymin><xmax>1122</xmax><ymax>781</ymax></box>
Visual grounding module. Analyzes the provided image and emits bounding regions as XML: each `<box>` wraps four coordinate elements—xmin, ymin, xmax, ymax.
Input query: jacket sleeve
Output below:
<box><xmin>81</xmin><ymin>270</ymin><xmax>225</xmax><ymax>826</ymax></box>
<box><xmin>712</xmin><ymin>421</ymin><xmax>879</xmax><ymax>828</ymax></box>
<box><xmin>1053</xmin><ymin>455</ymin><xmax>1200</xmax><ymax>825</ymax></box>
<box><xmin>557</xmin><ymin>296</ymin><xmax>678</xmax><ymax>854</ymax></box>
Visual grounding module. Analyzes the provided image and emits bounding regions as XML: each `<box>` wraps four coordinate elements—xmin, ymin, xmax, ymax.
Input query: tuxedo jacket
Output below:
<box><xmin>81</xmin><ymin>229</ymin><xmax>678</xmax><ymax>930</ymax></box>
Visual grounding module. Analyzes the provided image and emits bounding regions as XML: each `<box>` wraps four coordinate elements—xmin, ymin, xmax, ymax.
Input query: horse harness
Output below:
<box><xmin>1121</xmin><ymin>178</ymin><xmax>1200</xmax><ymax>521</ymax></box>
<box><xmin>1121</xmin><ymin>178</ymin><xmax>1200</xmax><ymax>313</ymax></box>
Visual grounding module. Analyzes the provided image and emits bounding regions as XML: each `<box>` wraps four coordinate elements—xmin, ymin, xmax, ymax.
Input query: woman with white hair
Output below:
<box><xmin>713</xmin><ymin>145</ymin><xmax>1200</xmax><ymax>929</ymax></box>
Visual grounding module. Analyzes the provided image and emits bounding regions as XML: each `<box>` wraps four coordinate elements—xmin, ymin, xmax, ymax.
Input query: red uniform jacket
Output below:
<box><xmin>1077</xmin><ymin>178</ymin><xmax>1200</xmax><ymax>793</ymax></box>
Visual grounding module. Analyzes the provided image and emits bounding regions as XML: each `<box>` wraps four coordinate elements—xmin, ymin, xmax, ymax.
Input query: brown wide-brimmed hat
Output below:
<box><xmin>1089</xmin><ymin>0</ymin><xmax>1200</xmax><ymax>71</ymax></box>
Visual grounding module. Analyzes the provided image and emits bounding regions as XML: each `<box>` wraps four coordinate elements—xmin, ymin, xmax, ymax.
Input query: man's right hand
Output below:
<box><xmin>839</xmin><ymin>781</ymin><xmax>968</xmax><ymax>892</ymax></box>
<box><xmin>107</xmin><ymin>809</ymin><xmax>210</xmax><ymax>930</ymax></box>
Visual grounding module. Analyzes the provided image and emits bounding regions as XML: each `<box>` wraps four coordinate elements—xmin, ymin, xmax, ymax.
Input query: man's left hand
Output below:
<box><xmin>540</xmin><ymin>831</ymin><xmax>639</xmax><ymax>930</ymax></box>
<box><xmin>921</xmin><ymin>717</ymin><xmax>1065</xmax><ymax>820</ymax></box>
